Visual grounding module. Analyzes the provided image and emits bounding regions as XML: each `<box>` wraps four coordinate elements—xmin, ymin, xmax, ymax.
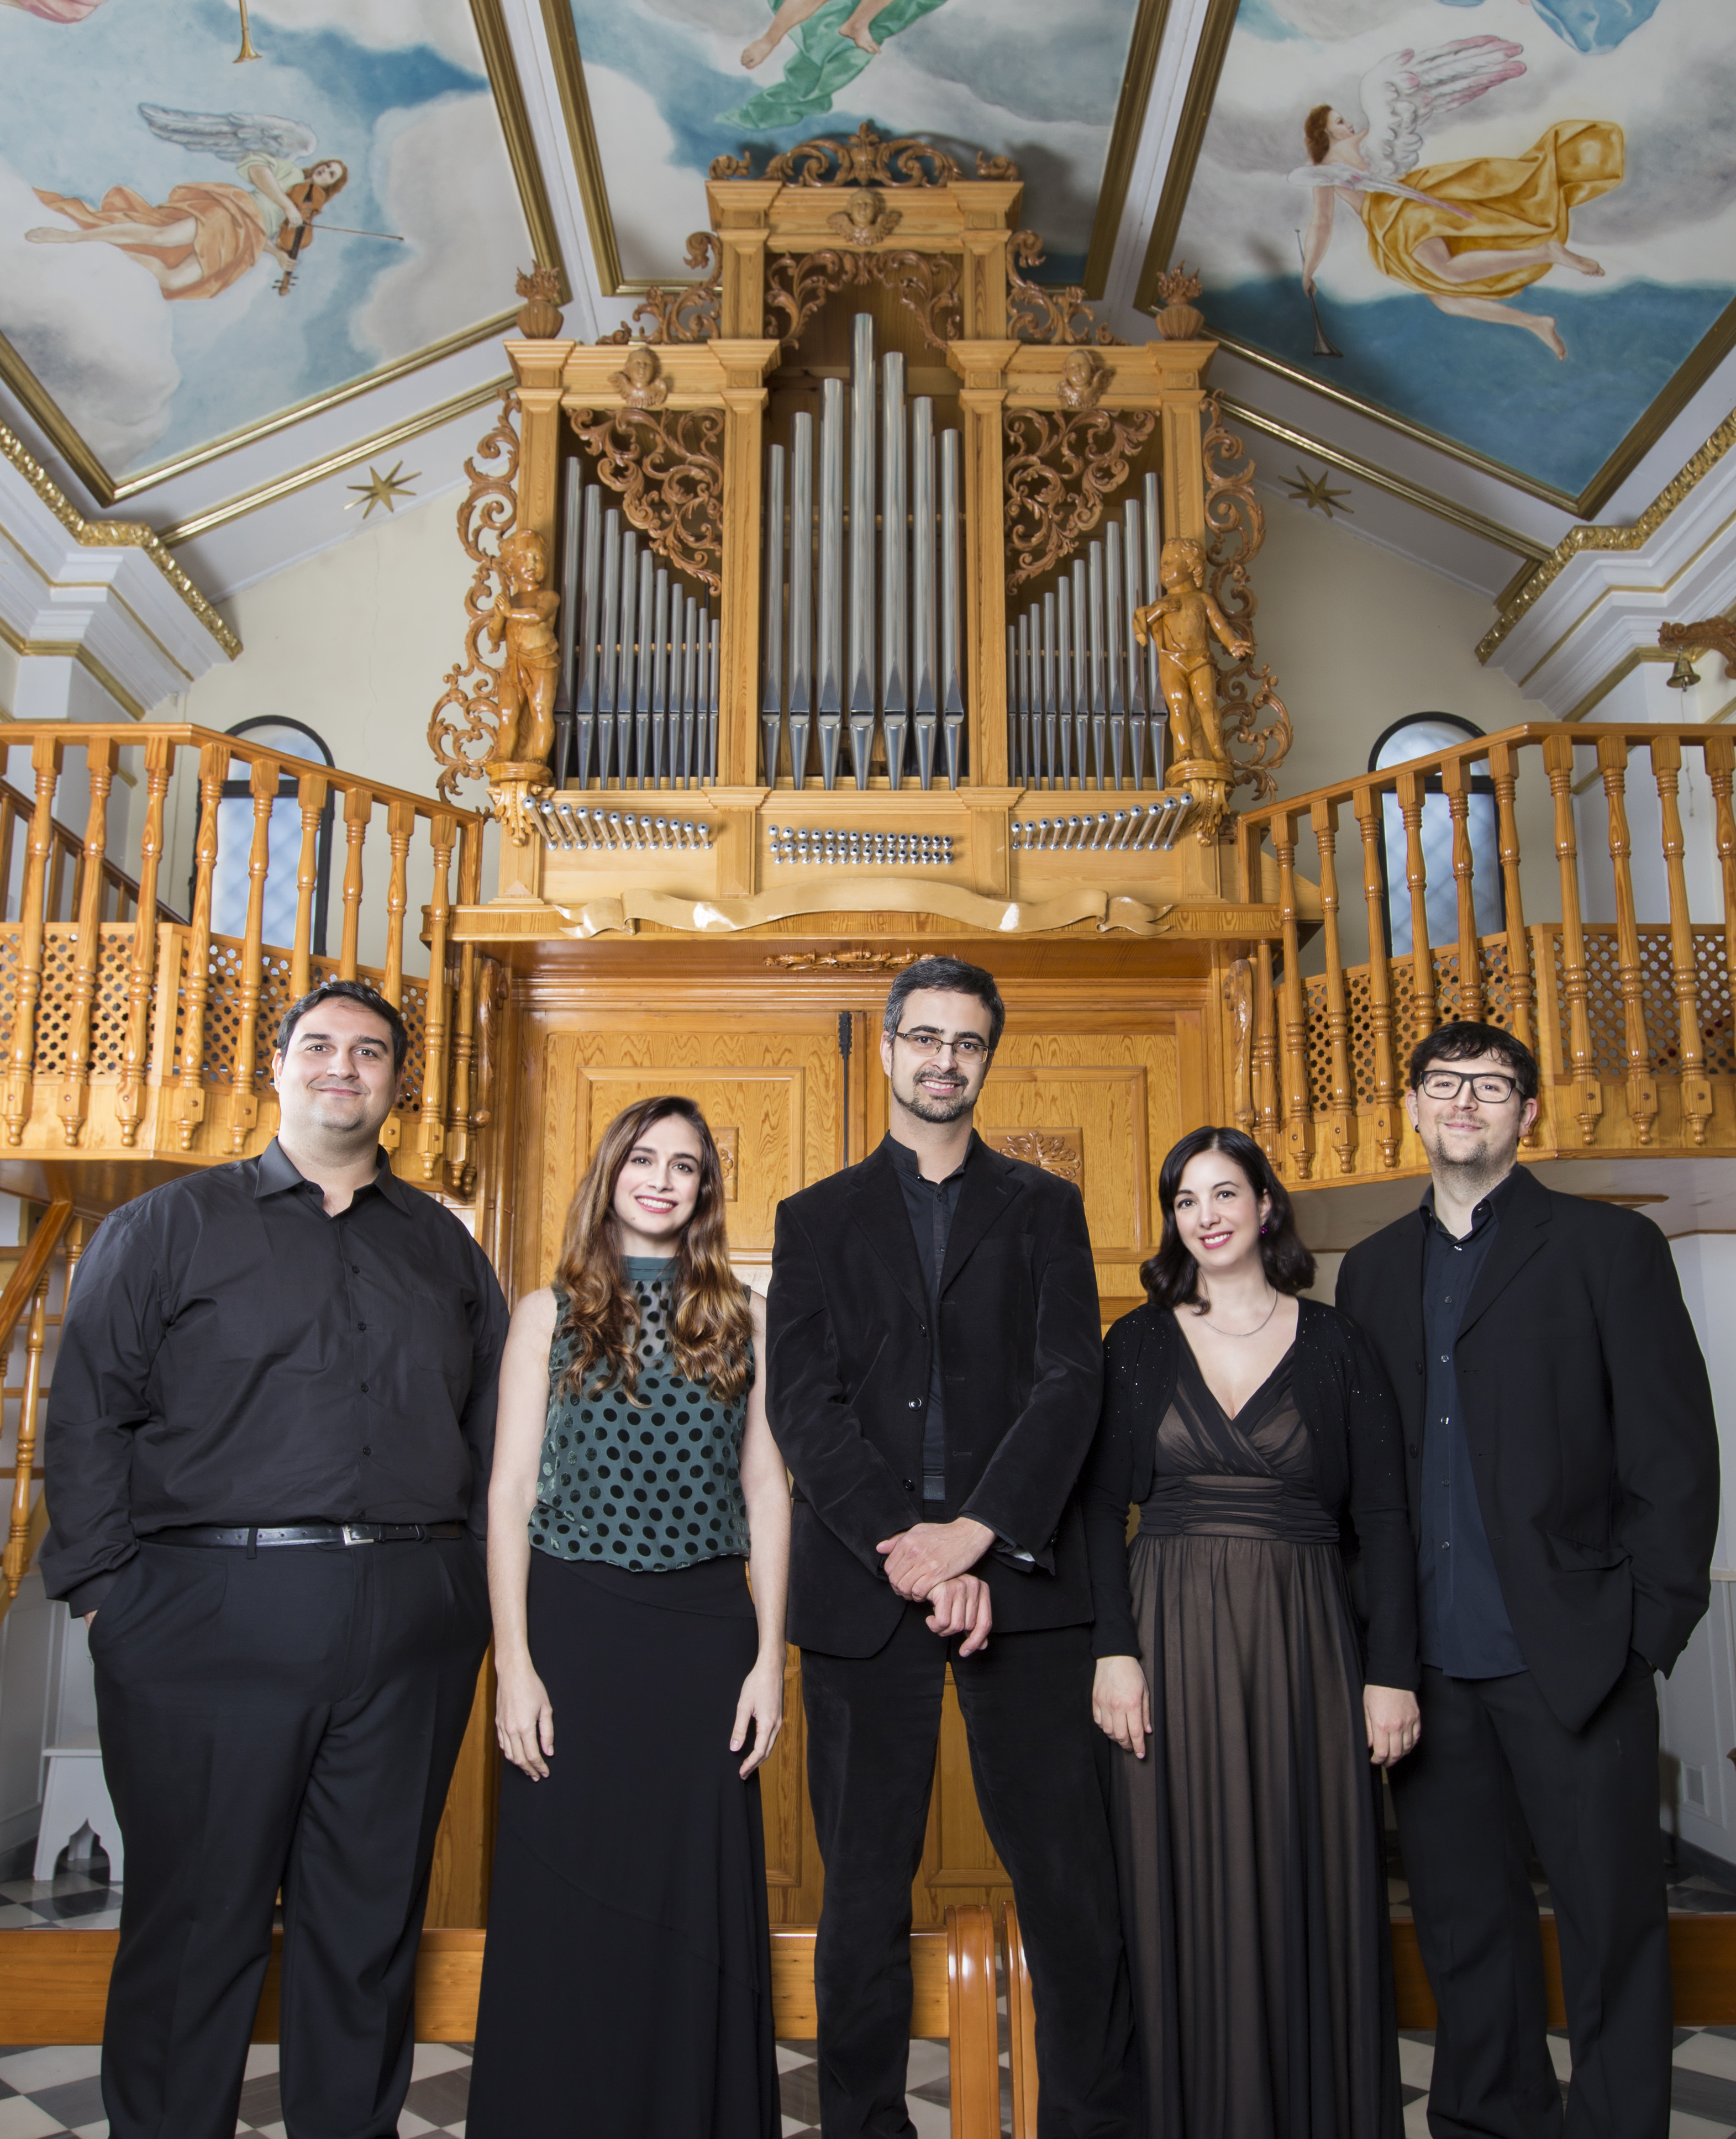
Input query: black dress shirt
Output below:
<box><xmin>887</xmin><ymin>1131</ymin><xmax>974</xmax><ymax>1500</ymax></box>
<box><xmin>1418</xmin><ymin>1173</ymin><xmax>1527</xmax><ymax>1678</ymax></box>
<box><xmin>40</xmin><ymin>1139</ymin><xmax>509</xmax><ymax>1615</ymax></box>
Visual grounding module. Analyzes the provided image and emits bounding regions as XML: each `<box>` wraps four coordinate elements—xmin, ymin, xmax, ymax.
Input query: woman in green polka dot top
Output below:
<box><xmin>467</xmin><ymin>1092</ymin><xmax>790</xmax><ymax>2137</ymax></box>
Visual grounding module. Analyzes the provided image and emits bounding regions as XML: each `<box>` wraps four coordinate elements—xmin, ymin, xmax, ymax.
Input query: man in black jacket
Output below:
<box><xmin>1338</xmin><ymin>1020</ymin><xmax>1717</xmax><ymax>2139</ymax></box>
<box><xmin>768</xmin><ymin>955</ymin><xmax>1134</xmax><ymax>2138</ymax></box>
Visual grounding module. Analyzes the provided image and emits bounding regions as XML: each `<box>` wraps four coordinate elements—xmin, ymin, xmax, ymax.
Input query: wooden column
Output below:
<box><xmin>706</xmin><ymin>178</ymin><xmax>779</xmax><ymax>340</ymax></box>
<box><xmin>948</xmin><ymin>341</ymin><xmax>1019</xmax><ymax>789</ymax></box>
<box><xmin>115</xmin><ymin>735</ymin><xmax>171</xmax><ymax>1148</ymax></box>
<box><xmin>1439</xmin><ymin>756</ymin><xmax>1484</xmax><ymax>1025</ymax></box>
<box><xmin>1353</xmin><ymin>783</ymin><xmax>1401</xmax><ymax>1168</ymax></box>
<box><xmin>1155</xmin><ymin>344</ymin><xmax>1212</xmax><ymax>545</ymax></box>
<box><xmin>59</xmin><ymin>737</ymin><xmax>114</xmax><ymax>1148</ymax></box>
<box><xmin>229</xmin><ymin>754</ymin><xmax>278</xmax><ymax>1156</ymax></box>
<box><xmin>713</xmin><ymin>340</ymin><xmax>780</xmax><ymax>788</ymax></box>
<box><xmin>6</xmin><ymin>737</ymin><xmax>62</xmax><ymax>1147</ymax></box>
<box><xmin>1652</xmin><ymin>735</ymin><xmax>1713</xmax><ymax>1146</ymax></box>
<box><xmin>1596</xmin><ymin>734</ymin><xmax>1657</xmax><ymax>1144</ymax></box>
<box><xmin>1396</xmin><ymin>768</ymin><xmax>1435</xmax><ymax>1045</ymax></box>
<box><xmin>1487</xmin><ymin>740</ymin><xmax>1535</xmax><ymax>1055</ymax></box>
<box><xmin>502</xmin><ymin>339</ymin><xmax>576</xmax><ymax>553</ymax></box>
<box><xmin>1272</xmin><ymin>807</ymin><xmax>1314</xmax><ymax>1180</ymax></box>
<box><xmin>1311</xmin><ymin>796</ymin><xmax>1354</xmax><ymax>1172</ymax></box>
<box><xmin>1543</xmin><ymin>731</ymin><xmax>1601</xmax><ymax>1144</ymax></box>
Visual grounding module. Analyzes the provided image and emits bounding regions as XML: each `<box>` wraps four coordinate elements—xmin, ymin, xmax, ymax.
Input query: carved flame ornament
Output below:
<box><xmin>1202</xmin><ymin>394</ymin><xmax>1293</xmax><ymax>803</ymax></box>
<box><xmin>567</xmin><ymin>404</ymin><xmax>725</xmax><ymax>593</ymax></box>
<box><xmin>1151</xmin><ymin>262</ymin><xmax>1204</xmax><ymax>342</ymax></box>
<box><xmin>1003</xmin><ymin>407</ymin><xmax>1158</xmax><ymax>596</ymax></box>
<box><xmin>427</xmin><ymin>388</ymin><xmax>521</xmax><ymax>805</ymax></box>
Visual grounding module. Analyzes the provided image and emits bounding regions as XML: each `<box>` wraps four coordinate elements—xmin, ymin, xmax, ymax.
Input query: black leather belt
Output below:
<box><xmin>153</xmin><ymin>1522</ymin><xmax>464</xmax><ymax>1548</ymax></box>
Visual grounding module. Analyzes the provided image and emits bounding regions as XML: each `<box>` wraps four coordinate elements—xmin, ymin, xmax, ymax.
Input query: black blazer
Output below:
<box><xmin>766</xmin><ymin>1136</ymin><xmax>1104</xmax><ymax>1656</ymax></box>
<box><xmin>1081</xmin><ymin>1298</ymin><xmax>1420</xmax><ymax>1690</ymax></box>
<box><xmin>1337</xmin><ymin>1165</ymin><xmax>1718</xmax><ymax>1732</ymax></box>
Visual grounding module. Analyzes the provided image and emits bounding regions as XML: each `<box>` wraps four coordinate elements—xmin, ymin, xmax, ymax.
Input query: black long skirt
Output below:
<box><xmin>466</xmin><ymin>1551</ymin><xmax>780</xmax><ymax>2138</ymax></box>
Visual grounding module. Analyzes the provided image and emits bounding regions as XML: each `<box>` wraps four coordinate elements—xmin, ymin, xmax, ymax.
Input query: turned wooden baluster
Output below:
<box><xmin>176</xmin><ymin>741</ymin><xmax>228</xmax><ymax>1155</ymax></box>
<box><xmin>289</xmin><ymin>770</ymin><xmax>328</xmax><ymax>1001</ymax></box>
<box><xmin>1352</xmin><ymin>784</ymin><xmax>1401</xmax><ymax>1168</ymax></box>
<box><xmin>1708</xmin><ymin>736</ymin><xmax>1736</xmax><ymax>1089</ymax></box>
<box><xmin>57</xmin><ymin>739</ymin><xmax>115</xmax><ymax>1148</ymax></box>
<box><xmin>4</xmin><ymin>739</ymin><xmax>64</xmax><ymax>1148</ymax></box>
<box><xmin>115</xmin><ymin>736</ymin><xmax>172</xmax><ymax>1147</ymax></box>
<box><xmin>2</xmin><ymin>1275</ymin><xmax>52</xmax><ymax>1598</ymax></box>
<box><xmin>382</xmin><ymin>800</ymin><xmax>414</xmax><ymax>1009</ymax></box>
<box><xmin>445</xmin><ymin>822</ymin><xmax>483</xmax><ymax>1192</ymax></box>
<box><xmin>1486</xmin><ymin>740</ymin><xmax>1539</xmax><ymax>1145</ymax></box>
<box><xmin>1310</xmin><ymin>797</ymin><xmax>1355</xmax><ymax>1173</ymax></box>
<box><xmin>1253</xmin><ymin>939</ymin><xmax>1281</xmax><ymax>1162</ymax></box>
<box><xmin>1396</xmin><ymin>766</ymin><xmax>1437</xmax><ymax>1040</ymax></box>
<box><xmin>338</xmin><ymin>786</ymin><xmax>371</xmax><ymax>980</ymax></box>
<box><xmin>1595</xmin><ymin>735</ymin><xmax>1657</xmax><ymax>1144</ymax></box>
<box><xmin>1272</xmin><ymin>809</ymin><xmax>1315</xmax><ymax>1180</ymax></box>
<box><xmin>1651</xmin><ymin>734</ymin><xmax>1713</xmax><ymax>1146</ymax></box>
<box><xmin>1543</xmin><ymin>732</ymin><xmax>1600</xmax><ymax>1145</ymax></box>
<box><xmin>228</xmin><ymin>755</ymin><xmax>278</xmax><ymax>1156</ymax></box>
<box><xmin>419</xmin><ymin>813</ymin><xmax>457</xmax><ymax>1182</ymax></box>
<box><xmin>1439</xmin><ymin>755</ymin><xmax>1484</xmax><ymax>1025</ymax></box>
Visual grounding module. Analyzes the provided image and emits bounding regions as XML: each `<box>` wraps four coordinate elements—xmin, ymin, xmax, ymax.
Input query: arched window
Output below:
<box><xmin>210</xmin><ymin>718</ymin><xmax>335</xmax><ymax>952</ymax></box>
<box><xmin>1369</xmin><ymin>713</ymin><xmax>1502</xmax><ymax>957</ymax></box>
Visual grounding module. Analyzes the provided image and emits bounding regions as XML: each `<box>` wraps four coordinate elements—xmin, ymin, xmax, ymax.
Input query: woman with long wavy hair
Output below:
<box><xmin>467</xmin><ymin>1095</ymin><xmax>788</xmax><ymax>2139</ymax></box>
<box><xmin>1084</xmin><ymin>1125</ymin><xmax>1419</xmax><ymax>2138</ymax></box>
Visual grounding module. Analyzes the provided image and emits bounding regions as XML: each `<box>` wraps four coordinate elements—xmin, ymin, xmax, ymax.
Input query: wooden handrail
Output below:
<box><xmin>1003</xmin><ymin>1901</ymin><xmax>1040</xmax><ymax>2139</ymax></box>
<box><xmin>946</xmin><ymin>1901</ymin><xmax>1001</xmax><ymax>2139</ymax></box>
<box><xmin>1</xmin><ymin>1198</ymin><xmax>75</xmax><ymax>1600</ymax></box>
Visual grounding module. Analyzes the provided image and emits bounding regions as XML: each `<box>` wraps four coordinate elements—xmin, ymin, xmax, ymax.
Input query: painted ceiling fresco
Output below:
<box><xmin>0</xmin><ymin>0</ymin><xmax>540</xmax><ymax>498</ymax></box>
<box><xmin>1169</xmin><ymin>0</ymin><xmax>1735</xmax><ymax>504</ymax></box>
<box><xmin>562</xmin><ymin>0</ymin><xmax>1154</xmax><ymax>289</ymax></box>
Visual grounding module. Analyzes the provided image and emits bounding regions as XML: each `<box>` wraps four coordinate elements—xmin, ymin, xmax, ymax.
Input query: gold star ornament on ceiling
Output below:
<box><xmin>345</xmin><ymin>461</ymin><xmax>420</xmax><ymax>518</ymax></box>
<box><xmin>1282</xmin><ymin>465</ymin><xmax>1354</xmax><ymax>518</ymax></box>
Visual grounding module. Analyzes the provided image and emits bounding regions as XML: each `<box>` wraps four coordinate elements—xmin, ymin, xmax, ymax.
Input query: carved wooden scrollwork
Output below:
<box><xmin>764</xmin><ymin>247</ymin><xmax>960</xmax><ymax>355</ymax></box>
<box><xmin>1202</xmin><ymin>393</ymin><xmax>1292</xmax><ymax>800</ymax></box>
<box><xmin>1003</xmin><ymin>406</ymin><xmax>1156</xmax><ymax>596</ymax></box>
<box><xmin>597</xmin><ymin>233</ymin><xmax>722</xmax><ymax>347</ymax></box>
<box><xmin>766</xmin><ymin>122</ymin><xmax>962</xmax><ymax>187</ymax></box>
<box><xmin>567</xmin><ymin>405</ymin><xmax>725</xmax><ymax>593</ymax></box>
<box><xmin>427</xmin><ymin>389</ymin><xmax>519</xmax><ymax>803</ymax></box>
<box><xmin>1007</xmin><ymin>230</ymin><xmax>1124</xmax><ymax>349</ymax></box>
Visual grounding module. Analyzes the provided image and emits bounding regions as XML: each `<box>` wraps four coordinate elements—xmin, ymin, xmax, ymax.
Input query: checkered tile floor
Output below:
<box><xmin>8</xmin><ymin>1871</ymin><xmax>1736</xmax><ymax>2136</ymax></box>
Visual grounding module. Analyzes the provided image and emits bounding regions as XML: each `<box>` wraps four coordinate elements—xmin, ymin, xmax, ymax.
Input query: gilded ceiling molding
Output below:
<box><xmin>1475</xmin><ymin>412</ymin><xmax>1736</xmax><ymax>666</ymax></box>
<box><xmin>0</xmin><ymin>421</ymin><xmax>239</xmax><ymax>659</ymax></box>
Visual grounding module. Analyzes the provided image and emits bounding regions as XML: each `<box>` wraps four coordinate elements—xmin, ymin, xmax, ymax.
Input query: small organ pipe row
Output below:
<box><xmin>553</xmin><ymin>459</ymin><xmax>719</xmax><ymax>791</ymax></box>
<box><xmin>1011</xmin><ymin>799</ymin><xmax>1192</xmax><ymax>851</ymax></box>
<box><xmin>1007</xmin><ymin>474</ymin><xmax>1167</xmax><ymax>794</ymax></box>
<box><xmin>532</xmin><ymin>800</ymin><xmax>713</xmax><ymax>852</ymax></box>
<box><xmin>767</xmin><ymin>825</ymin><xmax>955</xmax><ymax>867</ymax></box>
<box><xmin>761</xmin><ymin>314</ymin><xmax>966</xmax><ymax>792</ymax></box>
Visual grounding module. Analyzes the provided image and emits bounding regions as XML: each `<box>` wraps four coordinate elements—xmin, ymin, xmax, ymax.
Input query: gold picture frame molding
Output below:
<box><xmin>0</xmin><ymin>0</ymin><xmax>565</xmax><ymax>509</ymax></box>
<box><xmin>543</xmin><ymin>0</ymin><xmax>1173</xmax><ymax>301</ymax></box>
<box><xmin>1133</xmin><ymin>0</ymin><xmax>1736</xmax><ymax>521</ymax></box>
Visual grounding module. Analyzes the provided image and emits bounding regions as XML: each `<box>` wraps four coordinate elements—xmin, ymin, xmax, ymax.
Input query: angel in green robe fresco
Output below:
<box><xmin>723</xmin><ymin>0</ymin><xmax>948</xmax><ymax>130</ymax></box>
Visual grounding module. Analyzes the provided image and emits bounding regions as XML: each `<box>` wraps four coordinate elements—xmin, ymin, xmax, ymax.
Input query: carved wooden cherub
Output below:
<box><xmin>486</xmin><ymin>529</ymin><xmax>560</xmax><ymax>764</ymax></box>
<box><xmin>828</xmin><ymin>188</ymin><xmax>899</xmax><ymax>246</ymax></box>
<box><xmin>1058</xmin><ymin>349</ymin><xmax>1107</xmax><ymax>412</ymax></box>
<box><xmin>1131</xmin><ymin>536</ymin><xmax>1250</xmax><ymax>768</ymax></box>
<box><xmin>609</xmin><ymin>342</ymin><xmax>668</xmax><ymax>409</ymax></box>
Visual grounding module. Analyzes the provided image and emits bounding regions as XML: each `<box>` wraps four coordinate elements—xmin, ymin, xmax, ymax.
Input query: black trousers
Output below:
<box><xmin>89</xmin><ymin>1536</ymin><xmax>490</xmax><ymax>2139</ymax></box>
<box><xmin>1389</xmin><ymin>1657</ymin><xmax>1671</xmax><ymax>2139</ymax></box>
<box><xmin>802</xmin><ymin>1609</ymin><xmax>1137</xmax><ymax>2139</ymax></box>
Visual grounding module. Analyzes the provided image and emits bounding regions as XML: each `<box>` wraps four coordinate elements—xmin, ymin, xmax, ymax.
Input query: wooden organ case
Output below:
<box><xmin>428</xmin><ymin>128</ymin><xmax>1296</xmax><ymax>1929</ymax></box>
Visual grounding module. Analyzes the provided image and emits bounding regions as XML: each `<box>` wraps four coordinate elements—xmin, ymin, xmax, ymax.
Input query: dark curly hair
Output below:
<box><xmin>1140</xmin><ymin>1125</ymin><xmax>1316</xmax><ymax>1310</ymax></box>
<box><xmin>1304</xmin><ymin>103</ymin><xmax>1334</xmax><ymax>165</ymax></box>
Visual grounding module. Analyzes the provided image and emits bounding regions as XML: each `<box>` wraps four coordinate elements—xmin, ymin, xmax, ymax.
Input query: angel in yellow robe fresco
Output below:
<box><xmin>1293</xmin><ymin>36</ymin><xmax>1623</xmax><ymax>361</ymax></box>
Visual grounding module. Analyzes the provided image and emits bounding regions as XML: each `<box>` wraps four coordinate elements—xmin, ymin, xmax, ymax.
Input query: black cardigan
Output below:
<box><xmin>1081</xmin><ymin>1298</ymin><xmax>1420</xmax><ymax>1690</ymax></box>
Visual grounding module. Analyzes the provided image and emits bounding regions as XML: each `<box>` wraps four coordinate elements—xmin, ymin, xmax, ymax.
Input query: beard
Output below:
<box><xmin>896</xmin><ymin>1074</ymin><xmax>975</xmax><ymax>1124</ymax></box>
<box><xmin>1421</xmin><ymin>1116</ymin><xmax>1521</xmax><ymax>1199</ymax></box>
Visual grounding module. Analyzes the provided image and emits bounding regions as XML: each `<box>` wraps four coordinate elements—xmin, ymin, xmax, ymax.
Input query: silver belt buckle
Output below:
<box><xmin>340</xmin><ymin>1524</ymin><xmax>377</xmax><ymax>1546</ymax></box>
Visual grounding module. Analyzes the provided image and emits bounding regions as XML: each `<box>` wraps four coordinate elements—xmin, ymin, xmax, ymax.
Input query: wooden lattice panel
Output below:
<box><xmin>1543</xmin><ymin>926</ymin><xmax>1732</xmax><ymax>1081</ymax></box>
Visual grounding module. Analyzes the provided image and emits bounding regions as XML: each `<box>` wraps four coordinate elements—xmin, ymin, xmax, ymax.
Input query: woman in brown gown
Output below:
<box><xmin>1085</xmin><ymin>1125</ymin><xmax>1420</xmax><ymax>2138</ymax></box>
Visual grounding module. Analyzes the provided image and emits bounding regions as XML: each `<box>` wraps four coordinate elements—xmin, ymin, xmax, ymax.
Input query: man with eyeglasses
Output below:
<box><xmin>768</xmin><ymin>953</ymin><xmax>1135</xmax><ymax>2138</ymax></box>
<box><xmin>1338</xmin><ymin>1020</ymin><xmax>1717</xmax><ymax>2139</ymax></box>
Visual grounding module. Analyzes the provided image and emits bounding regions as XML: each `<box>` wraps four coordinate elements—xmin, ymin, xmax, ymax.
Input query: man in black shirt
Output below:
<box><xmin>42</xmin><ymin>978</ymin><xmax>508</xmax><ymax>2139</ymax></box>
<box><xmin>769</xmin><ymin>955</ymin><xmax>1134</xmax><ymax>2138</ymax></box>
<box><xmin>1339</xmin><ymin>1021</ymin><xmax>1717</xmax><ymax>2139</ymax></box>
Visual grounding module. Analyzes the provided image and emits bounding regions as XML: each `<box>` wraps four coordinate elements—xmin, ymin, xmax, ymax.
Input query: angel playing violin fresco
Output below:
<box><xmin>24</xmin><ymin>105</ymin><xmax>348</xmax><ymax>301</ymax></box>
<box><xmin>1292</xmin><ymin>35</ymin><xmax>1623</xmax><ymax>360</ymax></box>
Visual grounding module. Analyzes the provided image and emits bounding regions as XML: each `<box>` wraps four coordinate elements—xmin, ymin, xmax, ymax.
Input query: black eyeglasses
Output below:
<box><xmin>893</xmin><ymin>1028</ymin><xmax>990</xmax><ymax>1061</ymax></box>
<box><xmin>1418</xmin><ymin>1070</ymin><xmax>1520</xmax><ymax>1104</ymax></box>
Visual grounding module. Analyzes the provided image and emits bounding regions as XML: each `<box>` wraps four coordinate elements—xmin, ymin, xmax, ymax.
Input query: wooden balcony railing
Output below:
<box><xmin>1234</xmin><ymin>722</ymin><xmax>1736</xmax><ymax>1181</ymax></box>
<box><xmin>0</xmin><ymin>726</ymin><xmax>487</xmax><ymax>1173</ymax></box>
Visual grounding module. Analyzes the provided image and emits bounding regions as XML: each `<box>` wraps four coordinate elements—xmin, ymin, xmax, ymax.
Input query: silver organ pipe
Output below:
<box><xmin>759</xmin><ymin>316</ymin><xmax>967</xmax><ymax>793</ymax></box>
<box><xmin>572</xmin><ymin>482</ymin><xmax>601</xmax><ymax>792</ymax></box>
<box><xmin>881</xmin><ymin>351</ymin><xmax>909</xmax><ymax>791</ymax></box>
<box><xmin>817</xmin><ymin>375</ymin><xmax>845</xmax><ymax>790</ymax></box>
<box><xmin>633</xmin><ymin>545</ymin><xmax>654</xmax><ymax>789</ymax></box>
<box><xmin>1008</xmin><ymin>623</ymin><xmax>1020</xmax><ymax>787</ymax></box>
<box><xmin>1123</xmin><ymin>499</ymin><xmax>1146</xmax><ymax>790</ymax></box>
<box><xmin>1041</xmin><ymin>590</ymin><xmax>1058</xmax><ymax>791</ymax></box>
<box><xmin>707</xmin><ymin>612</ymin><xmax>720</xmax><ymax>784</ymax></box>
<box><xmin>555</xmin><ymin>458</ymin><xmax>582</xmax><ymax>786</ymax></box>
<box><xmin>681</xmin><ymin>593</ymin><xmax>698</xmax><ymax>788</ymax></box>
<box><xmin>618</xmin><ymin>528</ymin><xmax>639</xmax><ymax>789</ymax></box>
<box><xmin>762</xmin><ymin>442</ymin><xmax>786</xmax><ymax>787</ymax></box>
<box><xmin>598</xmin><ymin>510</ymin><xmax>622</xmax><ymax>786</ymax></box>
<box><xmin>939</xmin><ymin>426</ymin><xmax>964</xmax><ymax>788</ymax></box>
<box><xmin>651</xmin><ymin>565</ymin><xmax>670</xmax><ymax>788</ymax></box>
<box><xmin>1087</xmin><ymin>541</ymin><xmax>1107</xmax><ymax>791</ymax></box>
<box><xmin>1069</xmin><ymin>559</ymin><xmax>1088</xmax><ymax>790</ymax></box>
<box><xmin>1104</xmin><ymin>519</ymin><xmax>1127</xmax><ymax>792</ymax></box>
<box><xmin>1143</xmin><ymin>471</ymin><xmax>1162</xmax><ymax>784</ymax></box>
<box><xmin>1055</xmin><ymin>579</ymin><xmax>1072</xmax><ymax>787</ymax></box>
<box><xmin>848</xmin><ymin>314</ymin><xmax>877</xmax><ymax>788</ymax></box>
<box><xmin>911</xmin><ymin>395</ymin><xmax>938</xmax><ymax>792</ymax></box>
<box><xmin>787</xmin><ymin>410</ymin><xmax>814</xmax><ymax>787</ymax></box>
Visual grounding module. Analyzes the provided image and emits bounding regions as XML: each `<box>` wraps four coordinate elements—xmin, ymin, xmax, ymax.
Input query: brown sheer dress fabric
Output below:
<box><xmin>1113</xmin><ymin>1334</ymin><xmax>1401</xmax><ymax>2138</ymax></box>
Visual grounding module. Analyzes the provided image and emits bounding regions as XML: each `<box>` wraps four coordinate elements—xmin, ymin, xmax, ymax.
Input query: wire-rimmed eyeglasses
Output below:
<box><xmin>892</xmin><ymin>1027</ymin><xmax>990</xmax><ymax>1062</ymax></box>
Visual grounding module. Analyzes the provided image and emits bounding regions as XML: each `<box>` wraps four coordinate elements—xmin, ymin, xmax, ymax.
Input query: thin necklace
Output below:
<box><xmin>1198</xmin><ymin>1288</ymin><xmax>1280</xmax><ymax>1338</ymax></box>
